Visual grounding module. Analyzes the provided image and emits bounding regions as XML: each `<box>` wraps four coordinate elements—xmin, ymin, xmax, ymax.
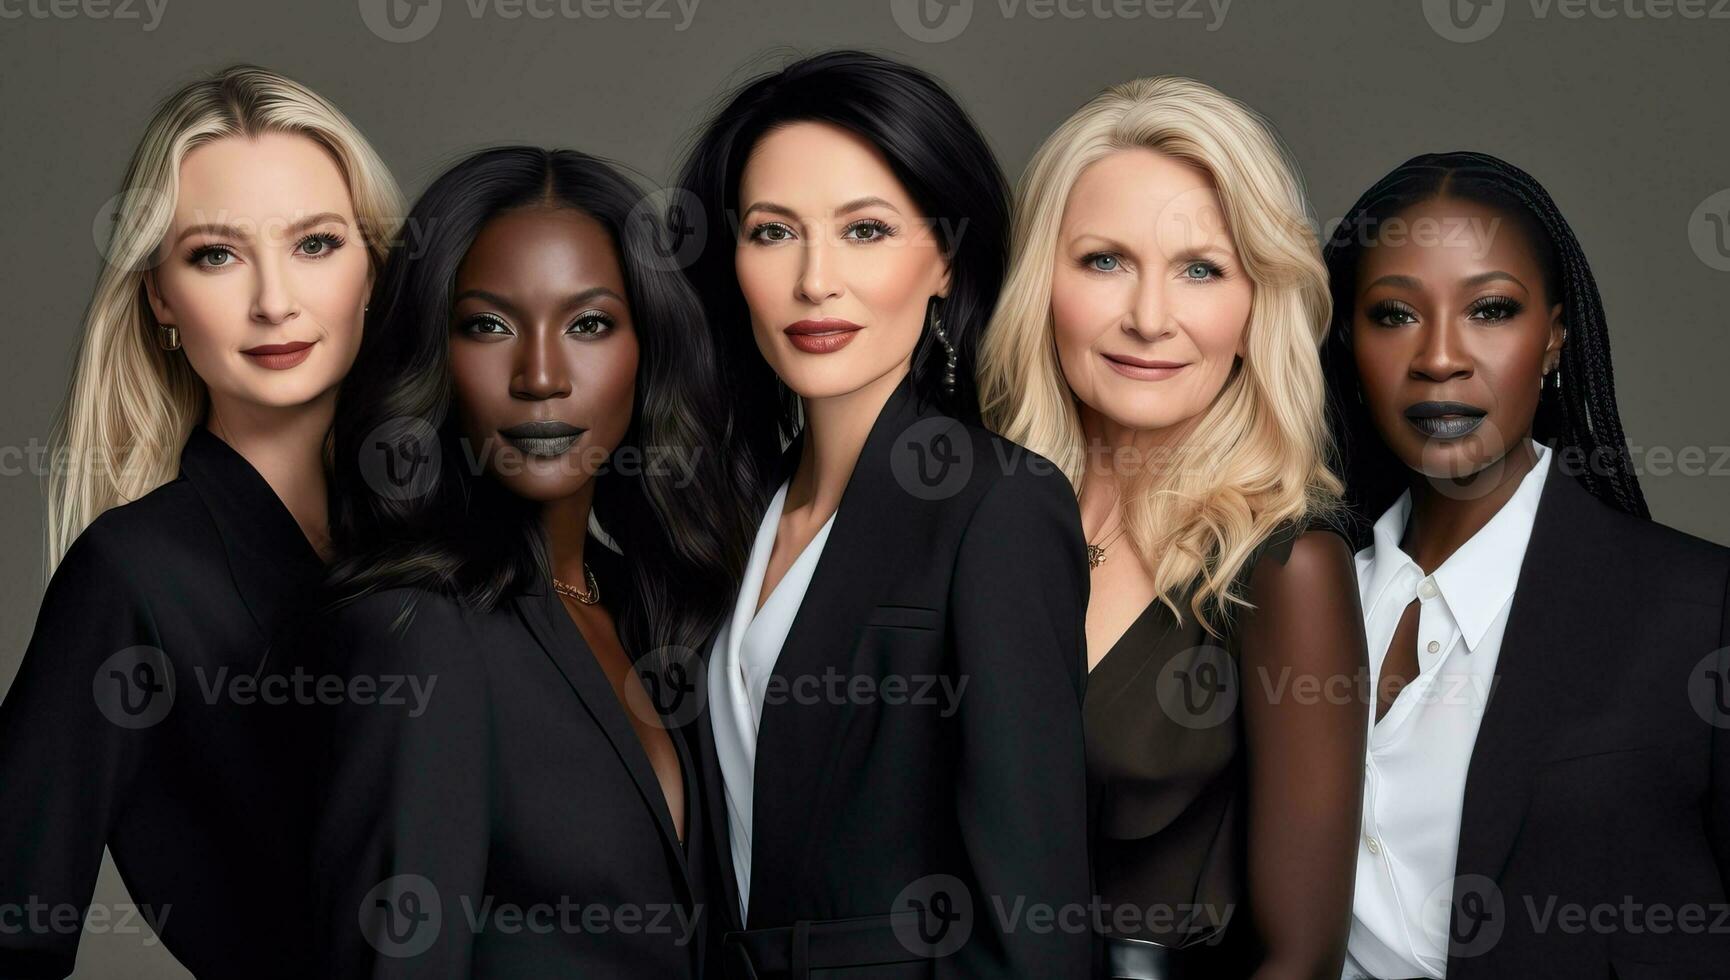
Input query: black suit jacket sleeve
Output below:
<box><xmin>947</xmin><ymin>471</ymin><xmax>1093</xmax><ymax>978</ymax></box>
<box><xmin>0</xmin><ymin>532</ymin><xmax>156</xmax><ymax>978</ymax></box>
<box><xmin>308</xmin><ymin>592</ymin><xmax>491</xmax><ymax>979</ymax></box>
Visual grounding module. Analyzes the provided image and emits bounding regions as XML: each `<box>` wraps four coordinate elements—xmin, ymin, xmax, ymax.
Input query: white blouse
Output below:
<box><xmin>706</xmin><ymin>478</ymin><xmax>838</xmax><ymax>923</ymax></box>
<box><xmin>1343</xmin><ymin>441</ymin><xmax>1551</xmax><ymax>980</ymax></box>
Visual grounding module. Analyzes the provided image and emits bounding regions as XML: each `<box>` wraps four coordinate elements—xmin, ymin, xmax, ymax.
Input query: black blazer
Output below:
<box><xmin>1445</xmin><ymin>449</ymin><xmax>1730</xmax><ymax>979</ymax></box>
<box><xmin>298</xmin><ymin>544</ymin><xmax>714</xmax><ymax>979</ymax></box>
<box><xmin>0</xmin><ymin>425</ymin><xmax>321</xmax><ymax>979</ymax></box>
<box><xmin>697</xmin><ymin>372</ymin><xmax>1095</xmax><ymax>979</ymax></box>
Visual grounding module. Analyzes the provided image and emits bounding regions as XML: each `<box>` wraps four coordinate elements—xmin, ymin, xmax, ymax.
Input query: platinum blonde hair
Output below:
<box><xmin>46</xmin><ymin>65</ymin><xmax>403</xmax><ymax>571</ymax></box>
<box><xmin>978</xmin><ymin>76</ymin><xmax>1341</xmax><ymax>634</ymax></box>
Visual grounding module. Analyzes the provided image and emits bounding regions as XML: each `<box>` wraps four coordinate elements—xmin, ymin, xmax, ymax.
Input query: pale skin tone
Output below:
<box><xmin>1349</xmin><ymin>196</ymin><xmax>1564</xmax><ymax>721</ymax></box>
<box><xmin>447</xmin><ymin>205</ymin><xmax>683</xmax><ymax>840</ymax></box>
<box><xmin>733</xmin><ymin>121</ymin><xmax>950</xmax><ymax>607</ymax></box>
<box><xmin>1048</xmin><ymin>148</ymin><xmax>1251</xmax><ymax>669</ymax></box>
<box><xmin>1051</xmin><ymin>147</ymin><xmax>1364</xmax><ymax>979</ymax></box>
<box><xmin>144</xmin><ymin>131</ymin><xmax>373</xmax><ymax>559</ymax></box>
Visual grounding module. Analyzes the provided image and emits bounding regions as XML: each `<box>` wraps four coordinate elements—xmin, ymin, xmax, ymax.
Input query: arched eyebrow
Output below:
<box><xmin>172</xmin><ymin>212</ymin><xmax>350</xmax><ymax>247</ymax></box>
<box><xmin>1364</xmin><ymin>271</ymin><xmax>1526</xmax><ymax>292</ymax></box>
<box><xmin>741</xmin><ymin>196</ymin><xmax>902</xmax><ymax>221</ymax></box>
<box><xmin>1460</xmin><ymin>270</ymin><xmax>1523</xmax><ymax>290</ymax></box>
<box><xmin>1365</xmin><ymin>274</ymin><xmax>1422</xmax><ymax>290</ymax></box>
<box><xmin>453</xmin><ymin>286</ymin><xmax>625</xmax><ymax>318</ymax></box>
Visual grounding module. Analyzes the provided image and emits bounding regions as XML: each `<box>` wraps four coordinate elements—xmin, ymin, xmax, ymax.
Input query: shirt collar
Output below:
<box><xmin>1356</xmin><ymin>442</ymin><xmax>1552</xmax><ymax>652</ymax></box>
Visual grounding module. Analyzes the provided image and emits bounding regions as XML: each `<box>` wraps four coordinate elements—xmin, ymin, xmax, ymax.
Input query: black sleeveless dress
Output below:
<box><xmin>1084</xmin><ymin>525</ymin><xmax>1310</xmax><ymax>978</ymax></box>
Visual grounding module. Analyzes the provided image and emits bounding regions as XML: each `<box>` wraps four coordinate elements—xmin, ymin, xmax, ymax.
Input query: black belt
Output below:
<box><xmin>1102</xmin><ymin>934</ymin><xmax>1233</xmax><ymax>980</ymax></box>
<box><xmin>722</xmin><ymin>911</ymin><xmax>930</xmax><ymax>979</ymax></box>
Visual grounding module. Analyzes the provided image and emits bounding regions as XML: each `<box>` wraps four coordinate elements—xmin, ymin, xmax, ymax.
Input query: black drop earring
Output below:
<box><xmin>926</xmin><ymin>298</ymin><xmax>957</xmax><ymax>396</ymax></box>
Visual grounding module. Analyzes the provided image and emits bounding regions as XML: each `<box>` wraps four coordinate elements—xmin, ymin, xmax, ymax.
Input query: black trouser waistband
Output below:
<box><xmin>722</xmin><ymin>911</ymin><xmax>928</xmax><ymax>979</ymax></box>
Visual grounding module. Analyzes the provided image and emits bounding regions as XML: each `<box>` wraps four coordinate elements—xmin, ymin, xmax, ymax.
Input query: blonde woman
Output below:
<box><xmin>979</xmin><ymin>77</ymin><xmax>1367</xmax><ymax>979</ymax></box>
<box><xmin>0</xmin><ymin>66</ymin><xmax>400</xmax><ymax>977</ymax></box>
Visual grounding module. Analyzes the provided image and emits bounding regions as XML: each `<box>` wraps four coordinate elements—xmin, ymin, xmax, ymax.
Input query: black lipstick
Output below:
<box><xmin>499</xmin><ymin>420</ymin><xmax>586</xmax><ymax>458</ymax></box>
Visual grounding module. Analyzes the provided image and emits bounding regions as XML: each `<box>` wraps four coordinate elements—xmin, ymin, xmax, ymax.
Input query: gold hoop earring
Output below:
<box><xmin>158</xmin><ymin>324</ymin><xmax>181</xmax><ymax>351</ymax></box>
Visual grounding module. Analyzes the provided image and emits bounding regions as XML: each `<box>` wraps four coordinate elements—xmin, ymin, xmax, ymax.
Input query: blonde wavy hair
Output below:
<box><xmin>978</xmin><ymin>76</ymin><xmax>1341</xmax><ymax>635</ymax></box>
<box><xmin>45</xmin><ymin>65</ymin><xmax>403</xmax><ymax>572</ymax></box>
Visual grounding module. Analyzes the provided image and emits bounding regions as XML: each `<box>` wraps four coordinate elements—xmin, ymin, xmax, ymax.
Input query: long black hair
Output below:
<box><xmin>674</xmin><ymin>49</ymin><xmax>1010</xmax><ymax>506</ymax></box>
<box><xmin>325</xmin><ymin>146</ymin><xmax>751</xmax><ymax>658</ymax></box>
<box><xmin>1321</xmin><ymin>150</ymin><xmax>1648</xmax><ymax>542</ymax></box>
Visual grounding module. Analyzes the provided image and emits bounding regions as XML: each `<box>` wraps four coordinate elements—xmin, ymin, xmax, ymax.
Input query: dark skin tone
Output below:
<box><xmin>449</xmin><ymin>205</ymin><xmax>684</xmax><ymax>841</ymax></box>
<box><xmin>1350</xmin><ymin>196</ymin><xmax>1565</xmax><ymax>721</ymax></box>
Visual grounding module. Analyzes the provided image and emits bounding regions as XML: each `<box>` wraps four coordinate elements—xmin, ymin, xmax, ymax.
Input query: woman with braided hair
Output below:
<box><xmin>1323</xmin><ymin>151</ymin><xmax>1730</xmax><ymax>980</ymax></box>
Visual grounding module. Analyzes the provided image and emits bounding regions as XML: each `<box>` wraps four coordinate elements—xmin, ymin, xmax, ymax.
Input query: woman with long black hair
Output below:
<box><xmin>302</xmin><ymin>146</ymin><xmax>749</xmax><ymax>978</ymax></box>
<box><xmin>676</xmin><ymin>50</ymin><xmax>1094</xmax><ymax>979</ymax></box>
<box><xmin>1323</xmin><ymin>151</ymin><xmax>1730</xmax><ymax>980</ymax></box>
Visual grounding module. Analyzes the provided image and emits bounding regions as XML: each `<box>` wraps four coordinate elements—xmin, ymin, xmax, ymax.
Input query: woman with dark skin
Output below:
<box><xmin>1324</xmin><ymin>151</ymin><xmax>1730</xmax><ymax>980</ymax></box>
<box><xmin>301</xmin><ymin>147</ymin><xmax>748</xmax><ymax>979</ymax></box>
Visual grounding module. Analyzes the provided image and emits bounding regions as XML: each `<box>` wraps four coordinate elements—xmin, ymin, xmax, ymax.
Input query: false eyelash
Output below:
<box><xmin>186</xmin><ymin>244</ymin><xmax>235</xmax><ymax>266</ymax></box>
<box><xmin>1466</xmin><ymin>295</ymin><xmax>1523</xmax><ymax>320</ymax></box>
<box><xmin>1366</xmin><ymin>299</ymin><xmax>1418</xmax><ymax>324</ymax></box>
<box><xmin>746</xmin><ymin>221</ymin><xmax>795</xmax><ymax>243</ymax></box>
<box><xmin>842</xmin><ymin>218</ymin><xmax>897</xmax><ymax>241</ymax></box>
<box><xmin>298</xmin><ymin>231</ymin><xmax>347</xmax><ymax>255</ymax></box>
<box><xmin>1179</xmin><ymin>258</ymin><xmax>1227</xmax><ymax>280</ymax></box>
<box><xmin>1080</xmin><ymin>251</ymin><xmax>1122</xmax><ymax>273</ymax></box>
<box><xmin>569</xmin><ymin>312</ymin><xmax>615</xmax><ymax>335</ymax></box>
<box><xmin>461</xmin><ymin>313</ymin><xmax>512</xmax><ymax>336</ymax></box>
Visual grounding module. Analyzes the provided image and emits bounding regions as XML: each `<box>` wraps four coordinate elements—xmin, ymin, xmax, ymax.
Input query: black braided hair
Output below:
<box><xmin>1320</xmin><ymin>150</ymin><xmax>1649</xmax><ymax>544</ymax></box>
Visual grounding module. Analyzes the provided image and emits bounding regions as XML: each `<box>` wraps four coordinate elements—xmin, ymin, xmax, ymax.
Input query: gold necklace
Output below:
<box><xmin>552</xmin><ymin>564</ymin><xmax>600</xmax><ymax>605</ymax></box>
<box><xmin>1087</xmin><ymin>518</ymin><xmax>1129</xmax><ymax>569</ymax></box>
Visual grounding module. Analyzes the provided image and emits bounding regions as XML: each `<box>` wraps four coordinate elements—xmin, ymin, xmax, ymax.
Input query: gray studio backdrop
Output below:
<box><xmin>2</xmin><ymin>0</ymin><xmax>1728</xmax><ymax>975</ymax></box>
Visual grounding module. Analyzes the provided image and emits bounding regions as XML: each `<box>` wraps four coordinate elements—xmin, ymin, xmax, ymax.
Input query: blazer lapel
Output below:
<box><xmin>666</xmin><ymin>718</ymin><xmax>710</xmax><ymax>970</ymax></box>
<box><xmin>1449</xmin><ymin>449</ymin><xmax>1639</xmax><ymax>968</ymax></box>
<box><xmin>177</xmin><ymin>425</ymin><xmax>324</xmax><ymax>650</ymax></box>
<box><xmin>514</xmin><ymin>585</ymin><xmax>697</xmax><ymax>902</ymax></box>
<box><xmin>746</xmin><ymin>372</ymin><xmax>951</xmax><ymax>918</ymax></box>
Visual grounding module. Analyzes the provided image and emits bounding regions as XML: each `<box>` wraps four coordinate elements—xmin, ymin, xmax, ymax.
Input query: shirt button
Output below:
<box><xmin>1417</xmin><ymin>577</ymin><xmax>1439</xmax><ymax>600</ymax></box>
<box><xmin>1427</xmin><ymin>640</ymin><xmax>1441</xmax><ymax>654</ymax></box>
<box><xmin>1367</xmin><ymin>837</ymin><xmax>1382</xmax><ymax>855</ymax></box>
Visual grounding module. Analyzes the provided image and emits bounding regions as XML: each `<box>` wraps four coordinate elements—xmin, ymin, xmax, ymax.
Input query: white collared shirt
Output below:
<box><xmin>706</xmin><ymin>479</ymin><xmax>837</xmax><ymax>924</ymax></box>
<box><xmin>1343</xmin><ymin>442</ymin><xmax>1551</xmax><ymax>980</ymax></box>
